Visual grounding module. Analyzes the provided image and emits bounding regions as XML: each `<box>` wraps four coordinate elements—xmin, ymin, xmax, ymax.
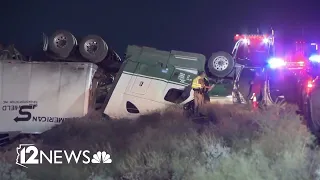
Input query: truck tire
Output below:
<box><xmin>79</xmin><ymin>35</ymin><xmax>108</xmax><ymax>63</ymax></box>
<box><xmin>308</xmin><ymin>87</ymin><xmax>320</xmax><ymax>135</ymax></box>
<box><xmin>207</xmin><ymin>51</ymin><xmax>234</xmax><ymax>78</ymax></box>
<box><xmin>48</xmin><ymin>30</ymin><xmax>77</xmax><ymax>59</ymax></box>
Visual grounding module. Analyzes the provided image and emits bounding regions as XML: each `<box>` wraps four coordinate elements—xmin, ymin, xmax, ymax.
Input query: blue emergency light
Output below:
<box><xmin>309</xmin><ymin>54</ymin><xmax>320</xmax><ymax>63</ymax></box>
<box><xmin>267</xmin><ymin>57</ymin><xmax>286</xmax><ymax>69</ymax></box>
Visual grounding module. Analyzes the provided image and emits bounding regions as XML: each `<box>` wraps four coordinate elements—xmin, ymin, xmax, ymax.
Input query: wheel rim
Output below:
<box><xmin>54</xmin><ymin>34</ymin><xmax>67</xmax><ymax>49</ymax></box>
<box><xmin>213</xmin><ymin>56</ymin><xmax>229</xmax><ymax>71</ymax></box>
<box><xmin>84</xmin><ymin>40</ymin><xmax>99</xmax><ymax>55</ymax></box>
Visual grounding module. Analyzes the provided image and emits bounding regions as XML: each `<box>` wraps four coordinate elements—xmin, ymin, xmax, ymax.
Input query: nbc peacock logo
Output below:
<box><xmin>91</xmin><ymin>151</ymin><xmax>112</xmax><ymax>164</ymax></box>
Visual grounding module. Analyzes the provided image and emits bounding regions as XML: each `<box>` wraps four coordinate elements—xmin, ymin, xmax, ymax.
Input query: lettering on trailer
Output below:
<box><xmin>13</xmin><ymin>104</ymin><xmax>73</xmax><ymax>123</ymax></box>
<box><xmin>32</xmin><ymin>117</ymin><xmax>75</xmax><ymax>123</ymax></box>
<box><xmin>2</xmin><ymin>100</ymin><xmax>38</xmax><ymax>111</ymax></box>
<box><xmin>14</xmin><ymin>105</ymin><xmax>38</xmax><ymax>122</ymax></box>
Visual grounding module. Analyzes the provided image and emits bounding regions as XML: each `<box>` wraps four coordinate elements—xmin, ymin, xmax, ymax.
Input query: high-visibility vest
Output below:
<box><xmin>192</xmin><ymin>76</ymin><xmax>202</xmax><ymax>89</ymax></box>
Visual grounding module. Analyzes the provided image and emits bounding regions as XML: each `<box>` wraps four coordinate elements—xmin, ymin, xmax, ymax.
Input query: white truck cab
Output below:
<box><xmin>103</xmin><ymin>45</ymin><xmax>207</xmax><ymax>119</ymax></box>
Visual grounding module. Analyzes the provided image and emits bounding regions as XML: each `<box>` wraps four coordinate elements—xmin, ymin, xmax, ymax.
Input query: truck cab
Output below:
<box><xmin>233</xmin><ymin>34</ymin><xmax>274</xmax><ymax>67</ymax></box>
<box><xmin>103</xmin><ymin>46</ymin><xmax>206</xmax><ymax>119</ymax></box>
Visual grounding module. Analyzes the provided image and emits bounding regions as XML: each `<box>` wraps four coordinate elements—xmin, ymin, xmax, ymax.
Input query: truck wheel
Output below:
<box><xmin>308</xmin><ymin>87</ymin><xmax>320</xmax><ymax>135</ymax></box>
<box><xmin>48</xmin><ymin>30</ymin><xmax>77</xmax><ymax>59</ymax></box>
<box><xmin>207</xmin><ymin>51</ymin><xmax>234</xmax><ymax>78</ymax></box>
<box><xmin>79</xmin><ymin>35</ymin><xmax>108</xmax><ymax>63</ymax></box>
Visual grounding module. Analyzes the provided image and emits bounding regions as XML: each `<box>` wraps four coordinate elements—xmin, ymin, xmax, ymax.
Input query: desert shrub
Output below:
<box><xmin>0</xmin><ymin>160</ymin><xmax>31</xmax><ymax>180</ymax></box>
<box><xmin>1</xmin><ymin>104</ymin><xmax>320</xmax><ymax>180</ymax></box>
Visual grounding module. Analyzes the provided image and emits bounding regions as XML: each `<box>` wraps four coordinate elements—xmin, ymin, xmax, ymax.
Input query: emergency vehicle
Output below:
<box><xmin>263</xmin><ymin>36</ymin><xmax>320</xmax><ymax>134</ymax></box>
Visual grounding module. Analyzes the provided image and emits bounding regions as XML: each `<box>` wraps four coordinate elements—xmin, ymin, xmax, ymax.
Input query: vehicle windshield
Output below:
<box><xmin>236</xmin><ymin>44</ymin><xmax>270</xmax><ymax>65</ymax></box>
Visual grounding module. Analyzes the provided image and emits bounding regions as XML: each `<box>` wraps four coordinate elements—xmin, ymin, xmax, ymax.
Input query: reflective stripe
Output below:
<box><xmin>192</xmin><ymin>76</ymin><xmax>202</xmax><ymax>89</ymax></box>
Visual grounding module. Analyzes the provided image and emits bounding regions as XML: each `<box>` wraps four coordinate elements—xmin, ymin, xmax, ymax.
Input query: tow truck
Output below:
<box><xmin>182</xmin><ymin>31</ymin><xmax>276</xmax><ymax>112</ymax></box>
<box><xmin>0</xmin><ymin>29</ymin><xmax>277</xmax><ymax>142</ymax></box>
<box><xmin>223</xmin><ymin>31</ymin><xmax>276</xmax><ymax>106</ymax></box>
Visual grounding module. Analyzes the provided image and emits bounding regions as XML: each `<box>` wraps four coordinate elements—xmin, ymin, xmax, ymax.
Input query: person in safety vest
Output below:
<box><xmin>191</xmin><ymin>71</ymin><xmax>214</xmax><ymax>115</ymax></box>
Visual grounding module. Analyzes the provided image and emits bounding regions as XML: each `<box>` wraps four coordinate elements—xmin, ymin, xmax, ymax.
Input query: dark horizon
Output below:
<box><xmin>1</xmin><ymin>0</ymin><xmax>320</xmax><ymax>58</ymax></box>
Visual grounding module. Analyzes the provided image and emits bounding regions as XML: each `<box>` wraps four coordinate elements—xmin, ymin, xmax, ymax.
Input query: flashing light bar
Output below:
<box><xmin>243</xmin><ymin>38</ymin><xmax>250</xmax><ymax>45</ymax></box>
<box><xmin>234</xmin><ymin>34</ymin><xmax>271</xmax><ymax>45</ymax></box>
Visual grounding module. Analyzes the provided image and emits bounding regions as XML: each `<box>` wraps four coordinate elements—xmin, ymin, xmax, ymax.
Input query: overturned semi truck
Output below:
<box><xmin>0</xmin><ymin>30</ymin><xmax>274</xmax><ymax>141</ymax></box>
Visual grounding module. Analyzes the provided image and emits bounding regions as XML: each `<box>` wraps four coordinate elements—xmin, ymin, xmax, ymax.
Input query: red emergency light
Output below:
<box><xmin>306</xmin><ymin>79</ymin><xmax>315</xmax><ymax>93</ymax></box>
<box><xmin>307</xmin><ymin>80</ymin><xmax>313</xmax><ymax>88</ymax></box>
<box><xmin>234</xmin><ymin>34</ymin><xmax>272</xmax><ymax>45</ymax></box>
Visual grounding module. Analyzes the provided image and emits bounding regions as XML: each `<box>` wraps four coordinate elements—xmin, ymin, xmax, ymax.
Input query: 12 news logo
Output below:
<box><xmin>16</xmin><ymin>144</ymin><xmax>112</xmax><ymax>168</ymax></box>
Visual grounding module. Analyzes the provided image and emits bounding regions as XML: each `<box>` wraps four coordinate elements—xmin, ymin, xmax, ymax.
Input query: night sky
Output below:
<box><xmin>0</xmin><ymin>0</ymin><xmax>319</xmax><ymax>58</ymax></box>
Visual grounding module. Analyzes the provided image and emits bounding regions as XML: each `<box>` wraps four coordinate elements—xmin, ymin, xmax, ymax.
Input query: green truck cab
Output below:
<box><xmin>103</xmin><ymin>45</ymin><xmax>234</xmax><ymax>119</ymax></box>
